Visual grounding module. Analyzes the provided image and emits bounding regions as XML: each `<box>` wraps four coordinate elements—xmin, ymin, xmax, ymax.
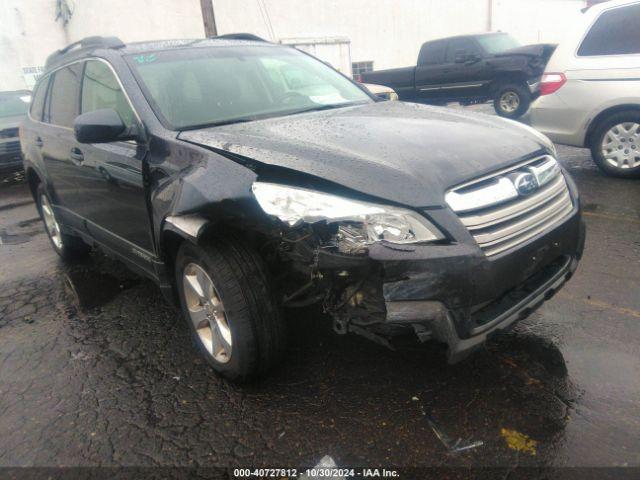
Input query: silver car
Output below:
<box><xmin>530</xmin><ymin>0</ymin><xmax>640</xmax><ymax>177</ymax></box>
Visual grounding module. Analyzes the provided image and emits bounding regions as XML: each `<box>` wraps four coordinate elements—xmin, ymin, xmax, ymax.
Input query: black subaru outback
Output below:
<box><xmin>21</xmin><ymin>35</ymin><xmax>585</xmax><ymax>380</ymax></box>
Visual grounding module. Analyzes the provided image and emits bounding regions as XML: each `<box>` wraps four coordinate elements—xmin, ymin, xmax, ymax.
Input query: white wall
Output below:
<box><xmin>211</xmin><ymin>0</ymin><xmax>587</xmax><ymax>69</ymax></box>
<box><xmin>213</xmin><ymin>0</ymin><xmax>490</xmax><ymax>69</ymax></box>
<box><xmin>492</xmin><ymin>0</ymin><xmax>587</xmax><ymax>45</ymax></box>
<box><xmin>0</xmin><ymin>0</ymin><xmax>204</xmax><ymax>90</ymax></box>
<box><xmin>0</xmin><ymin>0</ymin><xmax>67</xmax><ymax>90</ymax></box>
<box><xmin>64</xmin><ymin>0</ymin><xmax>204</xmax><ymax>43</ymax></box>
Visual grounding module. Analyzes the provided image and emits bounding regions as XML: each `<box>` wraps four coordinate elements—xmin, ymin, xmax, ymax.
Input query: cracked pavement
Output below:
<box><xmin>1</xmin><ymin>109</ymin><xmax>639</xmax><ymax>474</ymax></box>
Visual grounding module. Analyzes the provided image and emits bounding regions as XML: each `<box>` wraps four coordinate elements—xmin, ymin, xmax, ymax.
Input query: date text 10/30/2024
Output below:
<box><xmin>233</xmin><ymin>468</ymin><xmax>400</xmax><ymax>478</ymax></box>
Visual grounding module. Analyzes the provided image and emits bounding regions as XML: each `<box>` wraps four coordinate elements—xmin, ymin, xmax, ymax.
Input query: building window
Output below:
<box><xmin>352</xmin><ymin>61</ymin><xmax>374</xmax><ymax>81</ymax></box>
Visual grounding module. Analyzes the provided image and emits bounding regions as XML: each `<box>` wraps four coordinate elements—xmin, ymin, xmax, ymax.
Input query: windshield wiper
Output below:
<box><xmin>181</xmin><ymin>117</ymin><xmax>257</xmax><ymax>130</ymax></box>
<box><xmin>287</xmin><ymin>101</ymin><xmax>369</xmax><ymax>116</ymax></box>
<box><xmin>180</xmin><ymin>102</ymin><xmax>368</xmax><ymax>131</ymax></box>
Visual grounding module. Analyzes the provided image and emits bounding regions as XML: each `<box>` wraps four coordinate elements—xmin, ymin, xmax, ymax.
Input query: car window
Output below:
<box><xmin>280</xmin><ymin>64</ymin><xmax>324</xmax><ymax>90</ymax></box>
<box><xmin>445</xmin><ymin>38</ymin><xmax>481</xmax><ymax>63</ymax></box>
<box><xmin>476</xmin><ymin>34</ymin><xmax>520</xmax><ymax>54</ymax></box>
<box><xmin>0</xmin><ymin>91</ymin><xmax>31</xmax><ymax>118</ymax></box>
<box><xmin>418</xmin><ymin>40</ymin><xmax>447</xmax><ymax>65</ymax></box>
<box><xmin>578</xmin><ymin>3</ymin><xmax>640</xmax><ymax>56</ymax></box>
<box><xmin>261</xmin><ymin>58</ymin><xmax>339</xmax><ymax>97</ymax></box>
<box><xmin>128</xmin><ymin>45</ymin><xmax>372</xmax><ymax>130</ymax></box>
<box><xmin>44</xmin><ymin>63</ymin><xmax>82</xmax><ymax>127</ymax></box>
<box><xmin>81</xmin><ymin>60</ymin><xmax>134</xmax><ymax>127</ymax></box>
<box><xmin>30</xmin><ymin>79</ymin><xmax>48</xmax><ymax>121</ymax></box>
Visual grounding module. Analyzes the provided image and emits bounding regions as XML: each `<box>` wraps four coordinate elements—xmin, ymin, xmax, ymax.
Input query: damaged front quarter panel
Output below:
<box><xmin>149</xmin><ymin>140</ymin><xmax>266</xmax><ymax>248</ymax></box>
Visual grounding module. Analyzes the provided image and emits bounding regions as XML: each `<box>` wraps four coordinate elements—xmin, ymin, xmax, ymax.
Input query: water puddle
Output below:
<box><xmin>0</xmin><ymin>217</ymin><xmax>43</xmax><ymax>245</ymax></box>
<box><xmin>63</xmin><ymin>268</ymin><xmax>140</xmax><ymax>310</ymax></box>
<box><xmin>0</xmin><ymin>232</ymin><xmax>32</xmax><ymax>245</ymax></box>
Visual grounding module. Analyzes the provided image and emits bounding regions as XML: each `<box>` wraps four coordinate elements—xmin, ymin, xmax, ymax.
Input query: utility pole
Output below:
<box><xmin>486</xmin><ymin>0</ymin><xmax>493</xmax><ymax>32</ymax></box>
<box><xmin>200</xmin><ymin>0</ymin><xmax>218</xmax><ymax>37</ymax></box>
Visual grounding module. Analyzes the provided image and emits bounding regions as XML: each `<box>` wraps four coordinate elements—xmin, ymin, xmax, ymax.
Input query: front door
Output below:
<box><xmin>72</xmin><ymin>59</ymin><xmax>154</xmax><ymax>272</ymax></box>
<box><xmin>438</xmin><ymin>38</ymin><xmax>491</xmax><ymax>101</ymax></box>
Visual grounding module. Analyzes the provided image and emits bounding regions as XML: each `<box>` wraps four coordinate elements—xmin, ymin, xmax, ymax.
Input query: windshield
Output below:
<box><xmin>127</xmin><ymin>45</ymin><xmax>372</xmax><ymax>129</ymax></box>
<box><xmin>476</xmin><ymin>33</ymin><xmax>521</xmax><ymax>54</ymax></box>
<box><xmin>0</xmin><ymin>92</ymin><xmax>31</xmax><ymax>118</ymax></box>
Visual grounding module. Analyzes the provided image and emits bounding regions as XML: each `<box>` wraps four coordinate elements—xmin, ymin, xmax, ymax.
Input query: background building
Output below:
<box><xmin>1</xmin><ymin>0</ymin><xmax>589</xmax><ymax>91</ymax></box>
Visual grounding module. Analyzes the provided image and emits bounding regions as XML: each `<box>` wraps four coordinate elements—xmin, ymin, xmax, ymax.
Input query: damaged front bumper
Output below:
<box><xmin>385</xmin><ymin>254</ymin><xmax>578</xmax><ymax>363</ymax></box>
<box><xmin>365</xmin><ymin>206</ymin><xmax>585</xmax><ymax>363</ymax></box>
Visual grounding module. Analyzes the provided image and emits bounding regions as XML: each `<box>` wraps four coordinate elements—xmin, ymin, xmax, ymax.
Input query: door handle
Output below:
<box><xmin>34</xmin><ymin>137</ymin><xmax>43</xmax><ymax>148</ymax></box>
<box><xmin>70</xmin><ymin>147</ymin><xmax>84</xmax><ymax>164</ymax></box>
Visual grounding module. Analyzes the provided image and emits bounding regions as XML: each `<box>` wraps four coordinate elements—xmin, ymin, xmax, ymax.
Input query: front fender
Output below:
<box><xmin>162</xmin><ymin>214</ymin><xmax>211</xmax><ymax>245</ymax></box>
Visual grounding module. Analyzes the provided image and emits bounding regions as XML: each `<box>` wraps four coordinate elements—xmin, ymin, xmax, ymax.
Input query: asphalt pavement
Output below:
<box><xmin>0</xmin><ymin>107</ymin><xmax>639</xmax><ymax>477</ymax></box>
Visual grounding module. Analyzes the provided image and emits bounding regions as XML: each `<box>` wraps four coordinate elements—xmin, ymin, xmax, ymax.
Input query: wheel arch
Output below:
<box><xmin>158</xmin><ymin>215</ymin><xmax>269</xmax><ymax>305</ymax></box>
<box><xmin>585</xmin><ymin>104</ymin><xmax>640</xmax><ymax>148</ymax></box>
<box><xmin>158</xmin><ymin>215</ymin><xmax>212</xmax><ymax>305</ymax></box>
<box><xmin>490</xmin><ymin>72</ymin><xmax>529</xmax><ymax>94</ymax></box>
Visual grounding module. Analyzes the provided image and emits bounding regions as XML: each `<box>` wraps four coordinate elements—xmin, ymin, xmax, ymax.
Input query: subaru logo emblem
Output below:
<box><xmin>513</xmin><ymin>173</ymin><xmax>538</xmax><ymax>196</ymax></box>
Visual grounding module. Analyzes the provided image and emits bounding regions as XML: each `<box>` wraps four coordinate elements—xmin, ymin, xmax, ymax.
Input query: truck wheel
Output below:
<box><xmin>494</xmin><ymin>83</ymin><xmax>530</xmax><ymax>119</ymax></box>
<box><xmin>175</xmin><ymin>234</ymin><xmax>287</xmax><ymax>381</ymax></box>
<box><xmin>590</xmin><ymin>111</ymin><xmax>640</xmax><ymax>178</ymax></box>
<box><xmin>36</xmin><ymin>184</ymin><xmax>91</xmax><ymax>260</ymax></box>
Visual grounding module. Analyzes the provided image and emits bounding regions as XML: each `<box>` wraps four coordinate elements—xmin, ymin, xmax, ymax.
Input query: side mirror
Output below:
<box><xmin>74</xmin><ymin>108</ymin><xmax>131</xmax><ymax>144</ymax></box>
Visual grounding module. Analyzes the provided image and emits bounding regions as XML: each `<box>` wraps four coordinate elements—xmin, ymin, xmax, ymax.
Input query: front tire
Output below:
<box><xmin>590</xmin><ymin>111</ymin><xmax>640</xmax><ymax>178</ymax></box>
<box><xmin>494</xmin><ymin>83</ymin><xmax>530</xmax><ymax>119</ymax></box>
<box><xmin>175</xmin><ymin>234</ymin><xmax>286</xmax><ymax>381</ymax></box>
<box><xmin>36</xmin><ymin>184</ymin><xmax>91</xmax><ymax>260</ymax></box>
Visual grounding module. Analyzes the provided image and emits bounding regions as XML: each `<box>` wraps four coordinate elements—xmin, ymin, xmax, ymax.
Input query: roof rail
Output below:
<box><xmin>45</xmin><ymin>36</ymin><xmax>125</xmax><ymax>70</ymax></box>
<box><xmin>212</xmin><ymin>33</ymin><xmax>268</xmax><ymax>42</ymax></box>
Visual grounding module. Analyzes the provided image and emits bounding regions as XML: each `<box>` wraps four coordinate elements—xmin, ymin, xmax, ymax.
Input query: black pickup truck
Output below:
<box><xmin>360</xmin><ymin>32</ymin><xmax>556</xmax><ymax>119</ymax></box>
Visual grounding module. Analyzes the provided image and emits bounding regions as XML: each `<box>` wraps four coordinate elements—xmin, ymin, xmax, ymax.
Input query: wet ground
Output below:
<box><xmin>1</xmin><ymin>109</ymin><xmax>640</xmax><ymax>477</ymax></box>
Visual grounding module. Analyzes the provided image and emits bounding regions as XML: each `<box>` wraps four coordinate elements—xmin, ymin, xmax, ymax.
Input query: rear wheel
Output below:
<box><xmin>494</xmin><ymin>83</ymin><xmax>530</xmax><ymax>119</ymax></box>
<box><xmin>36</xmin><ymin>184</ymin><xmax>91</xmax><ymax>260</ymax></box>
<box><xmin>590</xmin><ymin>111</ymin><xmax>640</xmax><ymax>178</ymax></box>
<box><xmin>175</xmin><ymin>234</ymin><xmax>286</xmax><ymax>381</ymax></box>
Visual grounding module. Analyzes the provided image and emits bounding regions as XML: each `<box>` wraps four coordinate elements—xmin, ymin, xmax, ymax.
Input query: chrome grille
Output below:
<box><xmin>445</xmin><ymin>156</ymin><xmax>574</xmax><ymax>257</ymax></box>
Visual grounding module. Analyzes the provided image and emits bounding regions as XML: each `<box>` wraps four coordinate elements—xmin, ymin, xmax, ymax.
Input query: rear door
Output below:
<box><xmin>40</xmin><ymin>63</ymin><xmax>85</xmax><ymax>232</ymax></box>
<box><xmin>573</xmin><ymin>1</ymin><xmax>640</xmax><ymax>73</ymax></box>
<box><xmin>567</xmin><ymin>2</ymin><xmax>640</xmax><ymax>126</ymax></box>
<box><xmin>415</xmin><ymin>40</ymin><xmax>449</xmax><ymax>102</ymax></box>
<box><xmin>73</xmin><ymin>59</ymin><xmax>154</xmax><ymax>269</ymax></box>
<box><xmin>20</xmin><ymin>76</ymin><xmax>50</xmax><ymax>173</ymax></box>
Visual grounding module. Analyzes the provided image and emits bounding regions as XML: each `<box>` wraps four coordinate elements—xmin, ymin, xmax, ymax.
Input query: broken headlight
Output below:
<box><xmin>252</xmin><ymin>182</ymin><xmax>444</xmax><ymax>246</ymax></box>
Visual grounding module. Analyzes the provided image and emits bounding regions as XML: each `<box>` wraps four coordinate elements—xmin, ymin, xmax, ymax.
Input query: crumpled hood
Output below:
<box><xmin>178</xmin><ymin>101</ymin><xmax>548</xmax><ymax>207</ymax></box>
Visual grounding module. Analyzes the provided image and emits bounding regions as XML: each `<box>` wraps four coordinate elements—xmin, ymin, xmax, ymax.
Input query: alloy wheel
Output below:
<box><xmin>182</xmin><ymin>263</ymin><xmax>232</xmax><ymax>363</ymax></box>
<box><xmin>499</xmin><ymin>91</ymin><xmax>520</xmax><ymax>113</ymax></box>
<box><xmin>601</xmin><ymin>122</ymin><xmax>640</xmax><ymax>170</ymax></box>
<box><xmin>40</xmin><ymin>194</ymin><xmax>62</xmax><ymax>249</ymax></box>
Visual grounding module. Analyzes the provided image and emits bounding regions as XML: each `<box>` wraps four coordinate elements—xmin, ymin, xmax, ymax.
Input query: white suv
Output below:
<box><xmin>530</xmin><ymin>0</ymin><xmax>640</xmax><ymax>177</ymax></box>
